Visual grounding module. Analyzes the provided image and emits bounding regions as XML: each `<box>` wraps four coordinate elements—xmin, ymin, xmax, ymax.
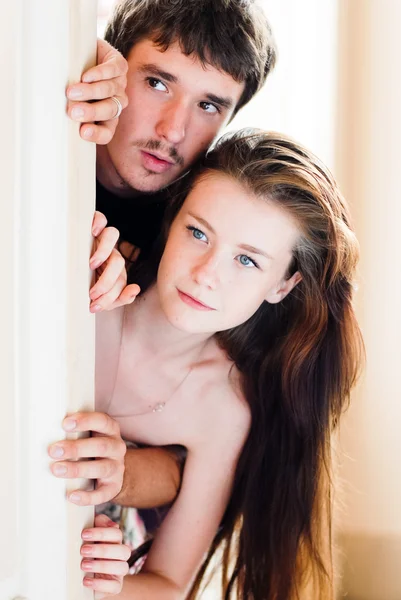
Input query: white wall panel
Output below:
<box><xmin>0</xmin><ymin>2</ymin><xmax>97</xmax><ymax>599</ymax></box>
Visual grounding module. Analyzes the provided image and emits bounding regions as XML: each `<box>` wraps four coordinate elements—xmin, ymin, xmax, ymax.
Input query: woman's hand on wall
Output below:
<box><xmin>81</xmin><ymin>514</ymin><xmax>130</xmax><ymax>598</ymax></box>
<box><xmin>66</xmin><ymin>38</ymin><xmax>128</xmax><ymax>145</ymax></box>
<box><xmin>90</xmin><ymin>211</ymin><xmax>140</xmax><ymax>312</ymax></box>
<box><xmin>48</xmin><ymin>411</ymin><xmax>127</xmax><ymax>506</ymax></box>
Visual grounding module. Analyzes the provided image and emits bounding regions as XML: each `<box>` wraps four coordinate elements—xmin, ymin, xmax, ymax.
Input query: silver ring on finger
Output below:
<box><xmin>110</xmin><ymin>96</ymin><xmax>123</xmax><ymax>120</ymax></box>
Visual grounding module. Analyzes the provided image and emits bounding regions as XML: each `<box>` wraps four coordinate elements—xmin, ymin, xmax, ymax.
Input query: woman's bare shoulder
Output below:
<box><xmin>190</xmin><ymin>342</ymin><xmax>251</xmax><ymax>450</ymax></box>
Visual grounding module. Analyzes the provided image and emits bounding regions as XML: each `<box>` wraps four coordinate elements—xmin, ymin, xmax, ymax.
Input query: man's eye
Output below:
<box><xmin>147</xmin><ymin>77</ymin><xmax>168</xmax><ymax>92</ymax></box>
<box><xmin>237</xmin><ymin>254</ymin><xmax>258</xmax><ymax>268</ymax></box>
<box><xmin>199</xmin><ymin>102</ymin><xmax>219</xmax><ymax>114</ymax></box>
<box><xmin>186</xmin><ymin>226</ymin><xmax>208</xmax><ymax>242</ymax></box>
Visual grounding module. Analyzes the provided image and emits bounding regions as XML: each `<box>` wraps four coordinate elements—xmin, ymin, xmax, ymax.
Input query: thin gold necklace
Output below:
<box><xmin>112</xmin><ymin>306</ymin><xmax>205</xmax><ymax>417</ymax></box>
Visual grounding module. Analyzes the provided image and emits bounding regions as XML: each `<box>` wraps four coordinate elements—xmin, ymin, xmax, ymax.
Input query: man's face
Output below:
<box><xmin>103</xmin><ymin>38</ymin><xmax>244</xmax><ymax>194</ymax></box>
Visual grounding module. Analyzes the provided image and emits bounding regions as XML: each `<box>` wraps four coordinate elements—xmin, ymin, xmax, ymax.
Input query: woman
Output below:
<box><xmin>93</xmin><ymin>130</ymin><xmax>363</xmax><ymax>599</ymax></box>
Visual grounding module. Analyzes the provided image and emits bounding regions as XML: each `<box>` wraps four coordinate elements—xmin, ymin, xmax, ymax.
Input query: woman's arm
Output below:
<box><xmin>109</xmin><ymin>390</ymin><xmax>251</xmax><ymax>599</ymax></box>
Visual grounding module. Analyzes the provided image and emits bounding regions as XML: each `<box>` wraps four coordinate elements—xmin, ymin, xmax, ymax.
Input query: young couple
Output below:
<box><xmin>48</xmin><ymin>1</ymin><xmax>363</xmax><ymax>598</ymax></box>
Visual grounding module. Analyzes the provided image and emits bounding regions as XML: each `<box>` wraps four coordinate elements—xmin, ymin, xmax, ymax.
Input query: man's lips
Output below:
<box><xmin>177</xmin><ymin>289</ymin><xmax>215</xmax><ymax>311</ymax></box>
<box><xmin>140</xmin><ymin>150</ymin><xmax>176</xmax><ymax>174</ymax></box>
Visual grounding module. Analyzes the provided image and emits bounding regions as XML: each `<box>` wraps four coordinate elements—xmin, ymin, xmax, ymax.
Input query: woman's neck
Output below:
<box><xmin>125</xmin><ymin>285</ymin><xmax>213</xmax><ymax>366</ymax></box>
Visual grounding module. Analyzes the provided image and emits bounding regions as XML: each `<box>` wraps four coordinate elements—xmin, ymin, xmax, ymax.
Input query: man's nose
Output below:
<box><xmin>156</xmin><ymin>98</ymin><xmax>188</xmax><ymax>146</ymax></box>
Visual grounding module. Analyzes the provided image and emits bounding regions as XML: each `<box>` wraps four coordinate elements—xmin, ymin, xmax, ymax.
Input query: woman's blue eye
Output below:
<box><xmin>187</xmin><ymin>226</ymin><xmax>207</xmax><ymax>242</ymax></box>
<box><xmin>237</xmin><ymin>254</ymin><xmax>258</xmax><ymax>268</ymax></box>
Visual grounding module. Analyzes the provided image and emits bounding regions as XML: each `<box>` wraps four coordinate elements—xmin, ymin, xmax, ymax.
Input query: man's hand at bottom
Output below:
<box><xmin>48</xmin><ymin>412</ymin><xmax>126</xmax><ymax>506</ymax></box>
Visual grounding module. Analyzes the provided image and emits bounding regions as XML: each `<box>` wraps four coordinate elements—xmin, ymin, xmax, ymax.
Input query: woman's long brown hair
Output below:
<box><xmin>129</xmin><ymin>130</ymin><xmax>364</xmax><ymax>599</ymax></box>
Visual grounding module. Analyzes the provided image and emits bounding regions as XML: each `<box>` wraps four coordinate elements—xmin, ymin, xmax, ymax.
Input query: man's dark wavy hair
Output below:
<box><xmin>105</xmin><ymin>0</ymin><xmax>277</xmax><ymax>114</ymax></box>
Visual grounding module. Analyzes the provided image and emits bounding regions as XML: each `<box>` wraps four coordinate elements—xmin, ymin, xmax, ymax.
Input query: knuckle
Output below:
<box><xmin>122</xmin><ymin>561</ymin><xmax>130</xmax><ymax>576</ymax></box>
<box><xmin>97</xmin><ymin>439</ymin><xmax>109</xmax><ymax>456</ymax></box>
<box><xmin>123</xmin><ymin>546</ymin><xmax>131</xmax><ymax>562</ymax></box>
<box><xmin>117</xmin><ymin>440</ymin><xmax>127</xmax><ymax>458</ymax></box>
<box><xmin>99</xmin><ymin>126</ymin><xmax>113</xmax><ymax>145</ymax></box>
<box><xmin>63</xmin><ymin>441</ymin><xmax>78</xmax><ymax>460</ymax></box>
<box><xmin>103</xmin><ymin>460</ymin><xmax>116</xmax><ymax>479</ymax></box>
<box><xmin>113</xmin><ymin>252</ymin><xmax>125</xmax><ymax>271</ymax></box>
<box><xmin>68</xmin><ymin>462</ymin><xmax>81</xmax><ymax>478</ymax></box>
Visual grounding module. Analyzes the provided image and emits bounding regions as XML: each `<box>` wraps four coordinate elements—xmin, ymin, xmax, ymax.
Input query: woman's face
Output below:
<box><xmin>157</xmin><ymin>172</ymin><xmax>302</xmax><ymax>334</ymax></box>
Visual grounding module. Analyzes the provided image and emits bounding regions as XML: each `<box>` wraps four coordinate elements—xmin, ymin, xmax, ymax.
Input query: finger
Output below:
<box><xmin>62</xmin><ymin>411</ymin><xmax>123</xmax><ymax>437</ymax></box>
<box><xmin>93</xmin><ymin>514</ymin><xmax>121</xmax><ymax>529</ymax></box>
<box><xmin>50</xmin><ymin>458</ymin><xmax>120</xmax><ymax>480</ymax></box>
<box><xmin>83</xmin><ymin>573</ymin><xmax>123</xmax><ymax>595</ymax></box>
<box><xmin>92</xmin><ymin>211</ymin><xmax>108</xmax><ymax>237</ymax></box>
<box><xmin>67</xmin><ymin>78</ymin><xmax>128</xmax><ymax>104</ymax></box>
<box><xmin>67</xmin><ymin>482</ymin><xmax>123</xmax><ymax>507</ymax></box>
<box><xmin>94</xmin><ymin>283</ymin><xmax>140</xmax><ymax>312</ymax></box>
<box><xmin>81</xmin><ymin>543</ymin><xmax>131</xmax><ymax>562</ymax></box>
<box><xmin>48</xmin><ymin>436</ymin><xmax>125</xmax><ymax>461</ymax></box>
<box><xmin>89</xmin><ymin>275</ymin><xmax>124</xmax><ymax>311</ymax></box>
<box><xmin>67</xmin><ymin>97</ymin><xmax>126</xmax><ymax>124</ymax></box>
<box><xmin>82</xmin><ymin>559</ymin><xmax>129</xmax><ymax>577</ymax></box>
<box><xmin>82</xmin><ymin>54</ymin><xmax>128</xmax><ymax>85</ymax></box>
<box><xmin>80</xmin><ymin>121</ymin><xmax>118</xmax><ymax>145</ymax></box>
<box><xmin>90</xmin><ymin>251</ymin><xmax>124</xmax><ymax>298</ymax></box>
<box><xmin>90</xmin><ymin>228</ymin><xmax>120</xmax><ymax>270</ymax></box>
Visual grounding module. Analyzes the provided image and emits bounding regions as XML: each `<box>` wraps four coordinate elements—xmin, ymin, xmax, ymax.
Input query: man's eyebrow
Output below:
<box><xmin>139</xmin><ymin>63</ymin><xmax>178</xmax><ymax>84</ymax></box>
<box><xmin>188</xmin><ymin>212</ymin><xmax>273</xmax><ymax>259</ymax></box>
<box><xmin>205</xmin><ymin>93</ymin><xmax>233</xmax><ymax>110</ymax></box>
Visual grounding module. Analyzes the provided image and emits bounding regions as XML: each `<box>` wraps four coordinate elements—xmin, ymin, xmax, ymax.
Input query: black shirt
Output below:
<box><xmin>96</xmin><ymin>179</ymin><xmax>168</xmax><ymax>258</ymax></box>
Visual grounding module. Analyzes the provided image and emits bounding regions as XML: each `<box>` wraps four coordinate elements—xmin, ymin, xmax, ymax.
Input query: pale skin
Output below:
<box><xmin>51</xmin><ymin>36</ymin><xmax>247</xmax><ymax>514</ymax></box>
<box><xmin>80</xmin><ymin>513</ymin><xmax>131</xmax><ymax>599</ymax></box>
<box><xmin>91</xmin><ymin>172</ymin><xmax>302</xmax><ymax>597</ymax></box>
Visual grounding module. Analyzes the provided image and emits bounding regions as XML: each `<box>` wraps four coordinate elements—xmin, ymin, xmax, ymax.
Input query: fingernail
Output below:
<box><xmin>90</xmin><ymin>304</ymin><xmax>102</xmax><ymax>313</ymax></box>
<box><xmin>82</xmin><ymin>560</ymin><xmax>94</xmax><ymax>570</ymax></box>
<box><xmin>83</xmin><ymin>577</ymin><xmax>94</xmax><ymax>587</ymax></box>
<box><xmin>63</xmin><ymin>418</ymin><xmax>77</xmax><ymax>431</ymax></box>
<box><xmin>82</xmin><ymin>74</ymin><xmax>94</xmax><ymax>83</ymax></box>
<box><xmin>71</xmin><ymin>107</ymin><xmax>84</xmax><ymax>119</ymax></box>
<box><xmin>50</xmin><ymin>445</ymin><xmax>64</xmax><ymax>458</ymax></box>
<box><xmin>69</xmin><ymin>492</ymin><xmax>81</xmax><ymax>504</ymax></box>
<box><xmin>91</xmin><ymin>227</ymin><xmax>100</xmax><ymax>237</ymax></box>
<box><xmin>83</xmin><ymin>127</ymin><xmax>94</xmax><ymax>139</ymax></box>
<box><xmin>82</xmin><ymin>531</ymin><xmax>93</xmax><ymax>540</ymax></box>
<box><xmin>53</xmin><ymin>464</ymin><xmax>67</xmax><ymax>476</ymax></box>
<box><xmin>81</xmin><ymin>545</ymin><xmax>92</xmax><ymax>555</ymax></box>
<box><xmin>68</xmin><ymin>88</ymin><xmax>83</xmax><ymax>99</ymax></box>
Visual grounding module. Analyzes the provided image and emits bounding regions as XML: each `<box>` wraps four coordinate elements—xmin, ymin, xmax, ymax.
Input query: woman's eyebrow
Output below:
<box><xmin>238</xmin><ymin>244</ymin><xmax>273</xmax><ymax>260</ymax></box>
<box><xmin>188</xmin><ymin>212</ymin><xmax>216</xmax><ymax>234</ymax></box>
<box><xmin>188</xmin><ymin>212</ymin><xmax>273</xmax><ymax>259</ymax></box>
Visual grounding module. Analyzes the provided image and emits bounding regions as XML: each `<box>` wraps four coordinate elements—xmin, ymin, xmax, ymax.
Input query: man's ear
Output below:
<box><xmin>265</xmin><ymin>271</ymin><xmax>302</xmax><ymax>304</ymax></box>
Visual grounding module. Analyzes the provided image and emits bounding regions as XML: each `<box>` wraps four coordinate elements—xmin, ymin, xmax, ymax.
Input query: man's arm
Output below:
<box><xmin>114</xmin><ymin>446</ymin><xmax>185</xmax><ymax>508</ymax></box>
<box><xmin>48</xmin><ymin>412</ymin><xmax>182</xmax><ymax>508</ymax></box>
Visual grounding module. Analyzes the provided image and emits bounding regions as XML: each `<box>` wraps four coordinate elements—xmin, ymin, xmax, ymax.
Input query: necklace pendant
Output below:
<box><xmin>153</xmin><ymin>402</ymin><xmax>166</xmax><ymax>413</ymax></box>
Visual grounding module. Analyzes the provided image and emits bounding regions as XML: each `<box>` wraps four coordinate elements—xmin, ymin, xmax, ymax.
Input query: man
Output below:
<box><xmin>49</xmin><ymin>0</ymin><xmax>276</xmax><ymax>513</ymax></box>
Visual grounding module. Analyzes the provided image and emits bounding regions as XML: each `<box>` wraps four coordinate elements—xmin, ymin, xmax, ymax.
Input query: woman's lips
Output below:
<box><xmin>177</xmin><ymin>290</ymin><xmax>215</xmax><ymax>311</ymax></box>
<box><xmin>140</xmin><ymin>150</ymin><xmax>175</xmax><ymax>174</ymax></box>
